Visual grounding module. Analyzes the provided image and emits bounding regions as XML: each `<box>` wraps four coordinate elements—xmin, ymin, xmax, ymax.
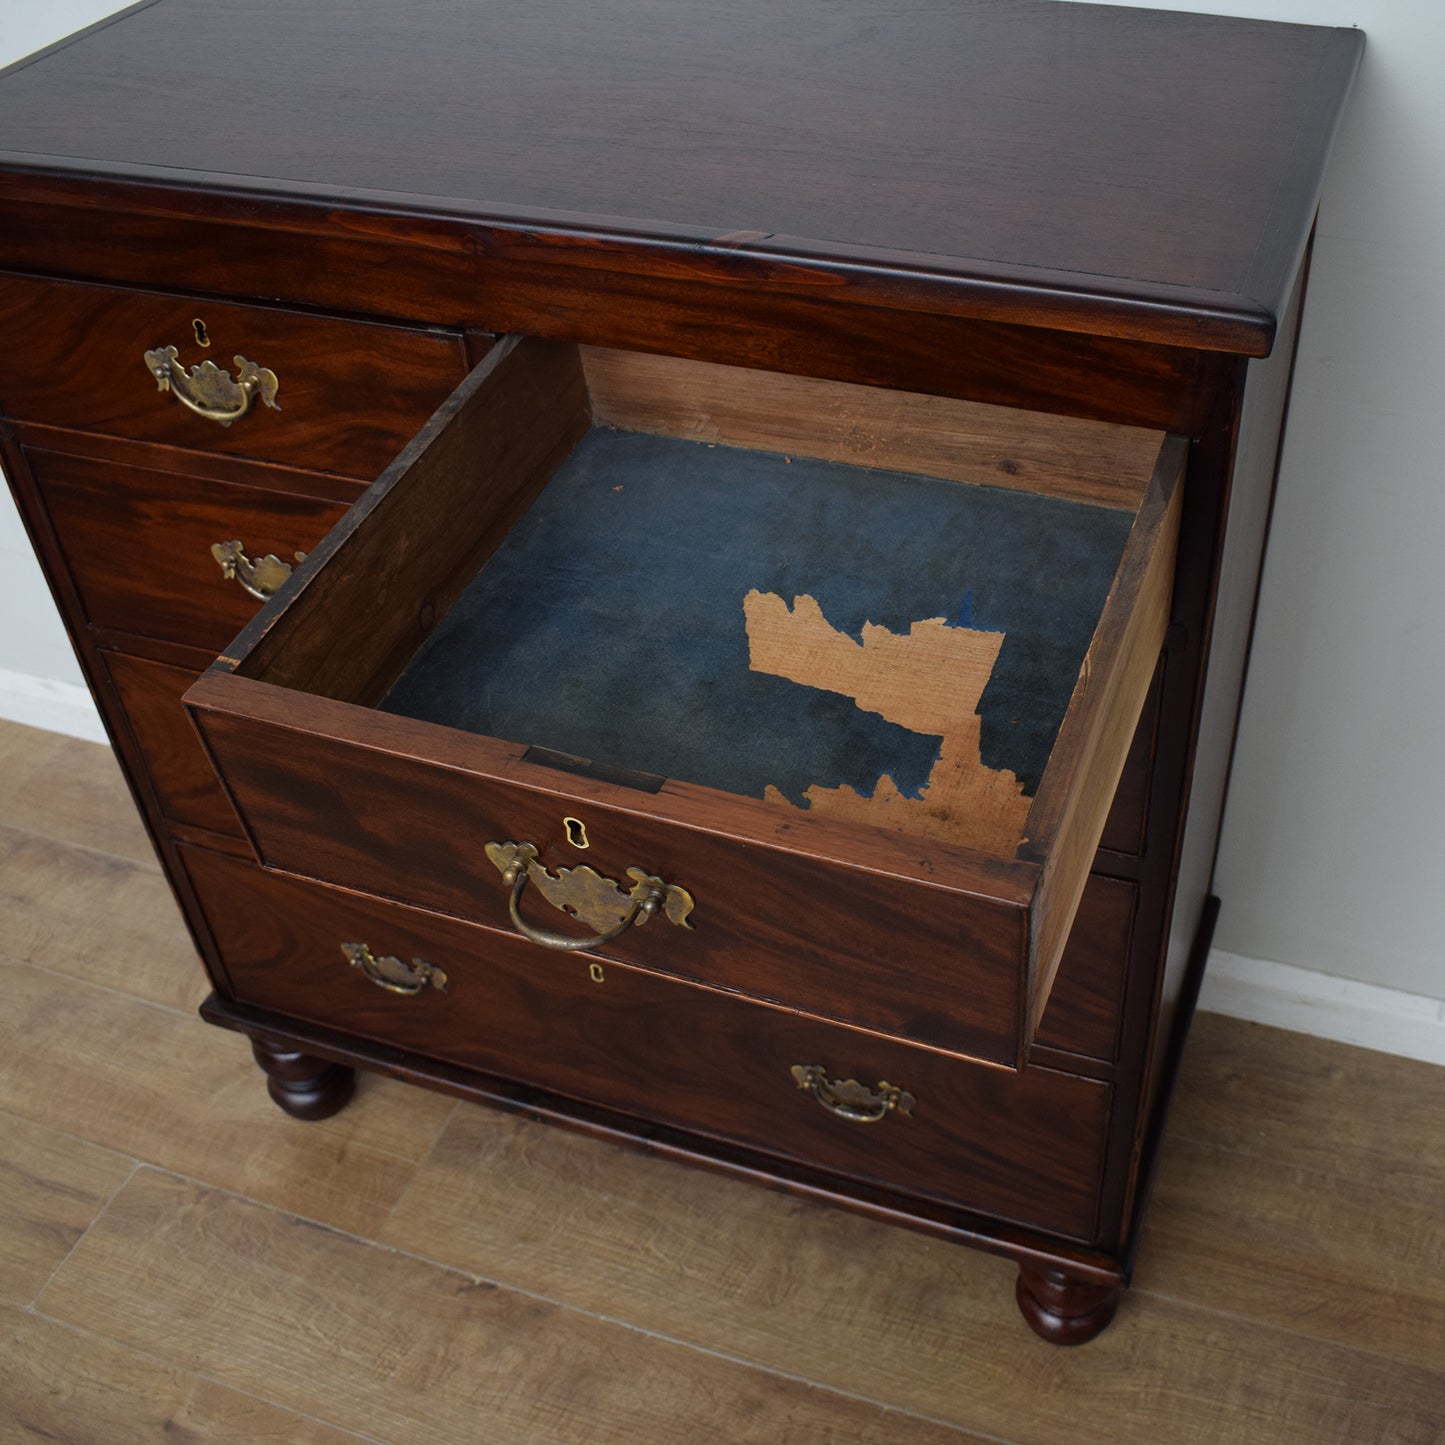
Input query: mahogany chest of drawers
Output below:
<box><xmin>0</xmin><ymin>0</ymin><xmax>1360</xmax><ymax>1343</ymax></box>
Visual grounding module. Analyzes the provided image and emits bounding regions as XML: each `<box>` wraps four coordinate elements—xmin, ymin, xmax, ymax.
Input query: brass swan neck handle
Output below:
<box><xmin>341</xmin><ymin>942</ymin><xmax>448</xmax><ymax>996</ymax></box>
<box><xmin>790</xmin><ymin>1065</ymin><xmax>916</xmax><ymax>1124</ymax></box>
<box><xmin>210</xmin><ymin>540</ymin><xmax>305</xmax><ymax>601</ymax></box>
<box><xmin>143</xmin><ymin>345</ymin><xmax>280</xmax><ymax>427</ymax></box>
<box><xmin>485</xmin><ymin>841</ymin><xmax>694</xmax><ymax>952</ymax></box>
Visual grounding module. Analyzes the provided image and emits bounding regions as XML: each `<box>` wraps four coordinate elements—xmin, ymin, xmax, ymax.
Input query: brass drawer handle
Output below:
<box><xmin>211</xmin><ymin>540</ymin><xmax>306</xmax><ymax>601</ymax></box>
<box><xmin>791</xmin><ymin>1064</ymin><xmax>915</xmax><ymax>1124</ymax></box>
<box><xmin>485</xmin><ymin>840</ymin><xmax>694</xmax><ymax>953</ymax></box>
<box><xmin>341</xmin><ymin>942</ymin><xmax>448</xmax><ymax>995</ymax></box>
<box><xmin>143</xmin><ymin>345</ymin><xmax>280</xmax><ymax>427</ymax></box>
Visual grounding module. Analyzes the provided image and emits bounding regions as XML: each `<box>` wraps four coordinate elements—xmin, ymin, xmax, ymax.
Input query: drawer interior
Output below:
<box><xmin>378</xmin><ymin>395</ymin><xmax>1131</xmax><ymax>858</ymax></box>
<box><xmin>189</xmin><ymin>337</ymin><xmax>1182</xmax><ymax>1052</ymax></box>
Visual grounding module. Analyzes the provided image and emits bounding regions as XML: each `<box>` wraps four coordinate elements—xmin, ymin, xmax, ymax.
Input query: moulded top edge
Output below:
<box><xmin>0</xmin><ymin>0</ymin><xmax>1363</xmax><ymax>356</ymax></box>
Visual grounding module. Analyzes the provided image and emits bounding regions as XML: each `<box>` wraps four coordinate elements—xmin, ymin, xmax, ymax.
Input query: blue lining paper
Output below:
<box><xmin>380</xmin><ymin>429</ymin><xmax>1133</xmax><ymax>804</ymax></box>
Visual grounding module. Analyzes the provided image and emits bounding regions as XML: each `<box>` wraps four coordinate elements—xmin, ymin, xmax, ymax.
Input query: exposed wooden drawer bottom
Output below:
<box><xmin>179</xmin><ymin>843</ymin><xmax>1111</xmax><ymax>1241</ymax></box>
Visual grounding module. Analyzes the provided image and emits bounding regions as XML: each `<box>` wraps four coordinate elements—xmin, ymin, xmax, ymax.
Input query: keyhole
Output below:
<box><xmin>563</xmin><ymin>817</ymin><xmax>589</xmax><ymax>849</ymax></box>
<box><xmin>192</xmin><ymin>318</ymin><xmax>211</xmax><ymax>347</ymax></box>
<box><xmin>588</xmin><ymin>963</ymin><xmax>605</xmax><ymax>984</ymax></box>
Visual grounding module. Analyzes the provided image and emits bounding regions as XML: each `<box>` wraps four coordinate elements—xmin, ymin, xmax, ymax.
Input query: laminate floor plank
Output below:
<box><xmin>0</xmin><ymin>821</ymin><xmax>202</xmax><ymax>1012</ymax></box>
<box><xmin>1169</xmin><ymin>1013</ymin><xmax>1445</xmax><ymax>1195</ymax></box>
<box><xmin>0</xmin><ymin>1111</ymin><xmax>133</xmax><ymax>1307</ymax></box>
<box><xmin>377</xmin><ymin>1103</ymin><xmax>1445</xmax><ymax>1445</ymax></box>
<box><xmin>0</xmin><ymin>960</ymin><xmax>455</xmax><ymax>1238</ymax></box>
<box><xmin>0</xmin><ymin>1301</ymin><xmax>369</xmax><ymax>1445</ymax></box>
<box><xmin>7</xmin><ymin>725</ymin><xmax>1445</xmax><ymax>1441</ymax></box>
<box><xmin>0</xmin><ymin>720</ymin><xmax>155</xmax><ymax>865</ymax></box>
<box><xmin>38</xmin><ymin>1168</ymin><xmax>991</xmax><ymax>1445</ymax></box>
<box><xmin>1136</xmin><ymin>1133</ymin><xmax>1445</xmax><ymax>1371</ymax></box>
<box><xmin>0</xmin><ymin>721</ymin><xmax>66</xmax><ymax>806</ymax></box>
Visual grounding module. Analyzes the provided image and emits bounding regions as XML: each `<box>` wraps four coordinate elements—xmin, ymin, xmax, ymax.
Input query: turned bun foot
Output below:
<box><xmin>251</xmin><ymin>1037</ymin><xmax>355</xmax><ymax>1120</ymax></box>
<box><xmin>1015</xmin><ymin>1263</ymin><xmax>1121</xmax><ymax>1345</ymax></box>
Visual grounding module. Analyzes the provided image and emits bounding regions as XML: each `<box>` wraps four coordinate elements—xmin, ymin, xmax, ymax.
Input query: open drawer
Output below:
<box><xmin>186</xmin><ymin>336</ymin><xmax>1184</xmax><ymax>1068</ymax></box>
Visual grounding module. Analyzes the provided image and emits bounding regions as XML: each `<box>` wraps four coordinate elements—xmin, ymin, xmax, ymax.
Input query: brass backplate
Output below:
<box><xmin>484</xmin><ymin>840</ymin><xmax>694</xmax><ymax>932</ymax></box>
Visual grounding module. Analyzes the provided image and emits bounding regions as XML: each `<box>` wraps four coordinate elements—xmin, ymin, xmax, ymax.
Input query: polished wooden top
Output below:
<box><xmin>0</xmin><ymin>0</ymin><xmax>1360</xmax><ymax>353</ymax></box>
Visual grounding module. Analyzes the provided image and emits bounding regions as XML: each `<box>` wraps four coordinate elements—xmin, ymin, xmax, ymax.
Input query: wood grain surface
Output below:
<box><xmin>40</xmin><ymin>1169</ymin><xmax>988</xmax><ymax>1445</ymax></box>
<box><xmin>1138</xmin><ymin>1133</ymin><xmax>1445</xmax><ymax>1373</ymax></box>
<box><xmin>236</xmin><ymin>334</ymin><xmax>589</xmax><ymax>706</ymax></box>
<box><xmin>2</xmin><ymin>719</ymin><xmax>1441</xmax><ymax>1443</ymax></box>
<box><xmin>29</xmin><ymin>443</ymin><xmax>350</xmax><ymax>653</ymax></box>
<box><xmin>0</xmin><ymin>0</ymin><xmax>1362</xmax><ymax>351</ymax></box>
<box><xmin>0</xmin><ymin>1303</ymin><xmax>366</xmax><ymax>1445</ymax></box>
<box><xmin>1168</xmin><ymin>1012</ymin><xmax>1445</xmax><ymax>1198</ymax></box>
<box><xmin>582</xmin><ymin>346</ymin><xmax>1165</xmax><ymax>509</ymax></box>
<box><xmin>1096</xmin><ymin>663</ymin><xmax>1160</xmax><ymax>860</ymax></box>
<box><xmin>177</xmin><ymin>843</ymin><xmax>1111</xmax><ymax>1241</ymax></box>
<box><xmin>0</xmin><ymin>957</ymin><xmax>454</xmax><ymax>1239</ymax></box>
<box><xmin>103</xmin><ymin>649</ymin><xmax>244</xmax><ymax>837</ymax></box>
<box><xmin>0</xmin><ymin>822</ymin><xmax>197</xmax><ymax>1012</ymax></box>
<box><xmin>0</xmin><ymin>723</ymin><xmax>152</xmax><ymax>864</ymax></box>
<box><xmin>0</xmin><ymin>1115</ymin><xmax>131</xmax><ymax>1307</ymax></box>
<box><xmin>0</xmin><ymin>273</ymin><xmax>469</xmax><ymax>479</ymax></box>
<box><xmin>1030</xmin><ymin>873</ymin><xmax>1134</xmax><ymax>1068</ymax></box>
<box><xmin>0</xmin><ymin>179</ymin><xmax>1224</xmax><ymax>431</ymax></box>
<box><xmin>0</xmin><ymin>0</ymin><xmax>1372</xmax><ymax>1380</ymax></box>
<box><xmin>377</xmin><ymin>1104</ymin><xmax>1445</xmax><ymax>1444</ymax></box>
<box><xmin>1021</xmin><ymin>440</ymin><xmax>1184</xmax><ymax>1034</ymax></box>
<box><xmin>186</xmin><ymin>688</ymin><xmax>1034</xmax><ymax>1066</ymax></box>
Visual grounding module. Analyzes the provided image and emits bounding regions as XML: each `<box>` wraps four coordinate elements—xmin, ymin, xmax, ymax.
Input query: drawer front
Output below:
<box><xmin>189</xmin><ymin>707</ymin><xmax>1026</xmax><ymax>1067</ymax></box>
<box><xmin>0</xmin><ymin>274</ymin><xmax>469</xmax><ymax>478</ymax></box>
<box><xmin>30</xmin><ymin>446</ymin><xmax>352</xmax><ymax>653</ymax></box>
<box><xmin>179</xmin><ymin>843</ymin><xmax>1110</xmax><ymax>1241</ymax></box>
<box><xmin>1032</xmin><ymin>873</ymin><xmax>1134</xmax><ymax>1063</ymax></box>
<box><xmin>104</xmin><ymin>651</ymin><xmax>241</xmax><ymax>837</ymax></box>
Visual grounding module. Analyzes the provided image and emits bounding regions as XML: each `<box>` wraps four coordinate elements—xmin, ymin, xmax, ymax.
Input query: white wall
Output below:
<box><xmin>2</xmin><ymin>3</ymin><xmax>1441</xmax><ymax>1027</ymax></box>
<box><xmin>1</xmin><ymin>3</ymin><xmax>126</xmax><ymax>716</ymax></box>
<box><xmin>1077</xmin><ymin>0</ymin><xmax>1445</xmax><ymax>1010</ymax></box>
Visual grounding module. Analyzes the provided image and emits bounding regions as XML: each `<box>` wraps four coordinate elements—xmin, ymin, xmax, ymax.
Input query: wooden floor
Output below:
<box><xmin>1</xmin><ymin>717</ymin><xmax>1442</xmax><ymax>1443</ymax></box>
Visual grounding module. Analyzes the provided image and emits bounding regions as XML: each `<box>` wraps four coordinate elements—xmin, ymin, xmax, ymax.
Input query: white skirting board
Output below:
<box><xmin>0</xmin><ymin>667</ymin><xmax>107</xmax><ymax>743</ymax></box>
<box><xmin>1200</xmin><ymin>950</ymin><xmax>1445</xmax><ymax>1067</ymax></box>
<box><xmin>1</xmin><ymin>668</ymin><xmax>1441</xmax><ymax>1066</ymax></box>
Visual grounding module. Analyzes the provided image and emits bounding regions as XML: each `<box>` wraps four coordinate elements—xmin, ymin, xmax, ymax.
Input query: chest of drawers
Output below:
<box><xmin>0</xmin><ymin>0</ymin><xmax>1360</xmax><ymax>1344</ymax></box>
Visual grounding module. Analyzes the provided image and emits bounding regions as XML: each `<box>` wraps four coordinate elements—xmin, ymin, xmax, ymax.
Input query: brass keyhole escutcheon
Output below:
<box><xmin>563</xmin><ymin>817</ymin><xmax>589</xmax><ymax>849</ymax></box>
<box><xmin>192</xmin><ymin>317</ymin><xmax>211</xmax><ymax>347</ymax></box>
<box><xmin>588</xmin><ymin>963</ymin><xmax>605</xmax><ymax>984</ymax></box>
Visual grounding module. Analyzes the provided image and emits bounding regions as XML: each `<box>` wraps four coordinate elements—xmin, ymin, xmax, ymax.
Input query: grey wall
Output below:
<box><xmin>1</xmin><ymin>3</ymin><xmax>120</xmax><ymax>687</ymax></box>
<box><xmin>1092</xmin><ymin>0</ymin><xmax>1444</xmax><ymax>1005</ymax></box>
